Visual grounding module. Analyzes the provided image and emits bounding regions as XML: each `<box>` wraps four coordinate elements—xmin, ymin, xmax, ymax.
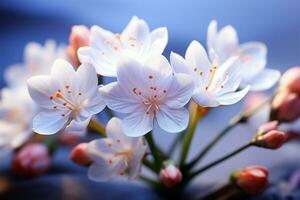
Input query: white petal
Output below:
<box><xmin>170</xmin><ymin>52</ymin><xmax>193</xmax><ymax>75</ymax></box>
<box><xmin>192</xmin><ymin>90</ymin><xmax>219</xmax><ymax>107</ymax></box>
<box><xmin>33</xmin><ymin>109</ymin><xmax>69</xmax><ymax>135</ymax></box>
<box><xmin>148</xmin><ymin>27</ymin><xmax>168</xmax><ymax>55</ymax></box>
<box><xmin>122</xmin><ymin>109</ymin><xmax>154</xmax><ymax>137</ymax></box>
<box><xmin>243</xmin><ymin>68</ymin><xmax>280</xmax><ymax>91</ymax></box>
<box><xmin>89</xmin><ymin>25</ymin><xmax>115</xmax><ymax>51</ymax></box>
<box><xmin>239</xmin><ymin>42</ymin><xmax>267</xmax><ymax>80</ymax></box>
<box><xmin>215</xmin><ymin>25</ymin><xmax>239</xmax><ymax>63</ymax></box>
<box><xmin>217</xmin><ymin>86</ymin><xmax>250</xmax><ymax>105</ymax></box>
<box><xmin>116</xmin><ymin>58</ymin><xmax>146</xmax><ymax>90</ymax></box>
<box><xmin>88</xmin><ymin>163</ymin><xmax>122</xmax><ymax>181</ymax></box>
<box><xmin>121</xmin><ymin>16</ymin><xmax>150</xmax><ymax>41</ymax></box>
<box><xmin>27</xmin><ymin>75</ymin><xmax>58</xmax><ymax>109</ymax></box>
<box><xmin>4</xmin><ymin>64</ymin><xmax>28</xmax><ymax>87</ymax></box>
<box><xmin>128</xmin><ymin>141</ymin><xmax>147</xmax><ymax>179</ymax></box>
<box><xmin>100</xmin><ymin>82</ymin><xmax>140</xmax><ymax>113</ymax></box>
<box><xmin>65</xmin><ymin>117</ymin><xmax>91</xmax><ymax>135</ymax></box>
<box><xmin>185</xmin><ymin>40</ymin><xmax>211</xmax><ymax>74</ymax></box>
<box><xmin>51</xmin><ymin>59</ymin><xmax>76</xmax><ymax>87</ymax></box>
<box><xmin>156</xmin><ymin>106</ymin><xmax>189</xmax><ymax>133</ymax></box>
<box><xmin>78</xmin><ymin>47</ymin><xmax>116</xmax><ymax>77</ymax></box>
<box><xmin>80</xmin><ymin>91</ymin><xmax>106</xmax><ymax>118</ymax></box>
<box><xmin>165</xmin><ymin>73</ymin><xmax>194</xmax><ymax>108</ymax></box>
<box><xmin>209</xmin><ymin>56</ymin><xmax>239</xmax><ymax>92</ymax></box>
<box><xmin>106</xmin><ymin>117</ymin><xmax>131</xmax><ymax>144</ymax></box>
<box><xmin>143</xmin><ymin>55</ymin><xmax>174</xmax><ymax>87</ymax></box>
<box><xmin>207</xmin><ymin>20</ymin><xmax>218</xmax><ymax>60</ymax></box>
<box><xmin>87</xmin><ymin>138</ymin><xmax>115</xmax><ymax>165</ymax></box>
<box><xmin>75</xmin><ymin>63</ymin><xmax>98</xmax><ymax>96</ymax></box>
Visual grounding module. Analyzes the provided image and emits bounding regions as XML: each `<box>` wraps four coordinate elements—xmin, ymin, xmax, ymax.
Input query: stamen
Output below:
<box><xmin>115</xmin><ymin>34</ymin><xmax>121</xmax><ymax>42</ymax></box>
<box><xmin>206</xmin><ymin>66</ymin><xmax>218</xmax><ymax>90</ymax></box>
<box><xmin>128</xmin><ymin>36</ymin><xmax>136</xmax><ymax>41</ymax></box>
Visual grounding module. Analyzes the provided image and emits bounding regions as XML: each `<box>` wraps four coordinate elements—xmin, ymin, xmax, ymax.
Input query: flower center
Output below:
<box><xmin>49</xmin><ymin>85</ymin><xmax>83</xmax><ymax>117</ymax></box>
<box><xmin>131</xmin><ymin>75</ymin><xmax>168</xmax><ymax>116</ymax></box>
<box><xmin>114</xmin><ymin>147</ymin><xmax>133</xmax><ymax>159</ymax></box>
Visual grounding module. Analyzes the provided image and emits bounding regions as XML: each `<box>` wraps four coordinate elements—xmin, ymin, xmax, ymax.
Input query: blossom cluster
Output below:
<box><xmin>2</xmin><ymin>16</ymin><xmax>299</xmax><ymax>198</ymax></box>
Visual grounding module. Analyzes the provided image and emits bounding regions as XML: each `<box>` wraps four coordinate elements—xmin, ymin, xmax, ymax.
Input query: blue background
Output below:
<box><xmin>0</xmin><ymin>0</ymin><xmax>300</xmax><ymax>198</ymax></box>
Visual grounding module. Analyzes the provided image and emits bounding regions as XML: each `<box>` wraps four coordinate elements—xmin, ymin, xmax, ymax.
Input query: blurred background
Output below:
<box><xmin>0</xmin><ymin>0</ymin><xmax>300</xmax><ymax>199</ymax></box>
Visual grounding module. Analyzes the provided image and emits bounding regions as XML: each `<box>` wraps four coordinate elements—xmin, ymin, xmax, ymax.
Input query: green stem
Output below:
<box><xmin>186</xmin><ymin>97</ymin><xmax>271</xmax><ymax>169</ymax></box>
<box><xmin>143</xmin><ymin>158</ymin><xmax>157</xmax><ymax>173</ymax></box>
<box><xmin>179</xmin><ymin>101</ymin><xmax>205</xmax><ymax>168</ymax></box>
<box><xmin>139</xmin><ymin>175</ymin><xmax>159</xmax><ymax>187</ymax></box>
<box><xmin>145</xmin><ymin>133</ymin><xmax>162</xmax><ymax>173</ymax></box>
<box><xmin>189</xmin><ymin>142</ymin><xmax>253</xmax><ymax>179</ymax></box>
<box><xmin>44</xmin><ymin>136</ymin><xmax>57</xmax><ymax>155</ymax></box>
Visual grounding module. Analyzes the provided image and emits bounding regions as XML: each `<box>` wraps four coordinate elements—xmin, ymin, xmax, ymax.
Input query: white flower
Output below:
<box><xmin>171</xmin><ymin>40</ymin><xmax>249</xmax><ymax>107</ymax></box>
<box><xmin>100</xmin><ymin>55</ymin><xmax>194</xmax><ymax>137</ymax></box>
<box><xmin>207</xmin><ymin>20</ymin><xmax>280</xmax><ymax>91</ymax></box>
<box><xmin>5</xmin><ymin>40</ymin><xmax>67</xmax><ymax>87</ymax></box>
<box><xmin>27</xmin><ymin>59</ymin><xmax>105</xmax><ymax>135</ymax></box>
<box><xmin>87</xmin><ymin>117</ymin><xmax>147</xmax><ymax>181</ymax></box>
<box><xmin>78</xmin><ymin>16</ymin><xmax>168</xmax><ymax>77</ymax></box>
<box><xmin>0</xmin><ymin>87</ymin><xmax>36</xmax><ymax>154</ymax></box>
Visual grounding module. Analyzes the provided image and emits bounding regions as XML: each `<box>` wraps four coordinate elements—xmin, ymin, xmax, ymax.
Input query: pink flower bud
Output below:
<box><xmin>70</xmin><ymin>143</ymin><xmax>92</xmax><ymax>166</ymax></box>
<box><xmin>258</xmin><ymin>121</ymin><xmax>279</xmax><ymax>134</ymax></box>
<box><xmin>255</xmin><ymin>130</ymin><xmax>286</xmax><ymax>149</ymax></box>
<box><xmin>280</xmin><ymin>66</ymin><xmax>300</xmax><ymax>94</ymax></box>
<box><xmin>271</xmin><ymin>91</ymin><xmax>300</xmax><ymax>122</ymax></box>
<box><xmin>12</xmin><ymin>143</ymin><xmax>51</xmax><ymax>177</ymax></box>
<box><xmin>67</xmin><ymin>25</ymin><xmax>90</xmax><ymax>67</ymax></box>
<box><xmin>159</xmin><ymin>164</ymin><xmax>182</xmax><ymax>188</ymax></box>
<box><xmin>232</xmin><ymin>165</ymin><xmax>269</xmax><ymax>195</ymax></box>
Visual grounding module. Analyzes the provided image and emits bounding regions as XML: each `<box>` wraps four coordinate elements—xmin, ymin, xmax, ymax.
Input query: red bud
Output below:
<box><xmin>70</xmin><ymin>143</ymin><xmax>92</xmax><ymax>166</ymax></box>
<box><xmin>159</xmin><ymin>164</ymin><xmax>182</xmax><ymax>188</ymax></box>
<box><xmin>12</xmin><ymin>143</ymin><xmax>51</xmax><ymax>177</ymax></box>
<box><xmin>232</xmin><ymin>165</ymin><xmax>269</xmax><ymax>195</ymax></box>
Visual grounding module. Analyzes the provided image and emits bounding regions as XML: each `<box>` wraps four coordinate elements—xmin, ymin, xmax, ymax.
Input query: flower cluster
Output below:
<box><xmin>2</xmin><ymin>16</ymin><xmax>299</xmax><ymax>199</ymax></box>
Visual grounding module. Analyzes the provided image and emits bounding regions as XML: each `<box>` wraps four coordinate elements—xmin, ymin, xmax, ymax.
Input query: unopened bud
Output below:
<box><xmin>271</xmin><ymin>91</ymin><xmax>300</xmax><ymax>122</ymax></box>
<box><xmin>257</xmin><ymin>121</ymin><xmax>279</xmax><ymax>134</ymax></box>
<box><xmin>279</xmin><ymin>66</ymin><xmax>300</xmax><ymax>94</ymax></box>
<box><xmin>231</xmin><ymin>165</ymin><xmax>269</xmax><ymax>195</ymax></box>
<box><xmin>12</xmin><ymin>143</ymin><xmax>51</xmax><ymax>177</ymax></box>
<box><xmin>159</xmin><ymin>164</ymin><xmax>182</xmax><ymax>188</ymax></box>
<box><xmin>254</xmin><ymin>130</ymin><xmax>286</xmax><ymax>149</ymax></box>
<box><xmin>67</xmin><ymin>25</ymin><xmax>90</xmax><ymax>67</ymax></box>
<box><xmin>70</xmin><ymin>143</ymin><xmax>92</xmax><ymax>166</ymax></box>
